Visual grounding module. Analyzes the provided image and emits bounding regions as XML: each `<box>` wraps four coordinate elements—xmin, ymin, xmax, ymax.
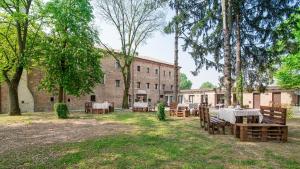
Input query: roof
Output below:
<box><xmin>135</xmin><ymin>55</ymin><xmax>175</xmax><ymax>67</ymax></box>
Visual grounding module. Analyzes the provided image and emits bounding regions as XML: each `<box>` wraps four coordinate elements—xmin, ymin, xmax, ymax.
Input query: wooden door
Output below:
<box><xmin>272</xmin><ymin>92</ymin><xmax>281</xmax><ymax>107</ymax></box>
<box><xmin>253</xmin><ymin>93</ymin><xmax>260</xmax><ymax>109</ymax></box>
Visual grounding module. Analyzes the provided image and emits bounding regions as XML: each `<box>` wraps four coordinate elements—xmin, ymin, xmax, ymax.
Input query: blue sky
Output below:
<box><xmin>94</xmin><ymin>7</ymin><xmax>221</xmax><ymax>89</ymax></box>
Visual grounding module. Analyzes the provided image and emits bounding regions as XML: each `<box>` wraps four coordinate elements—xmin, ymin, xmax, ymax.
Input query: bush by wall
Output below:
<box><xmin>157</xmin><ymin>102</ymin><xmax>166</xmax><ymax>121</ymax></box>
<box><xmin>54</xmin><ymin>103</ymin><xmax>69</xmax><ymax>119</ymax></box>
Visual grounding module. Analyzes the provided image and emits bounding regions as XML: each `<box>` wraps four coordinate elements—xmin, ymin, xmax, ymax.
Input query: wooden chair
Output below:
<box><xmin>199</xmin><ymin>105</ymin><xmax>206</xmax><ymax>128</ymax></box>
<box><xmin>176</xmin><ymin>106</ymin><xmax>190</xmax><ymax>117</ymax></box>
<box><xmin>204</xmin><ymin>107</ymin><xmax>225</xmax><ymax>134</ymax></box>
<box><xmin>85</xmin><ymin>102</ymin><xmax>93</xmax><ymax>113</ymax></box>
<box><xmin>169</xmin><ymin>102</ymin><xmax>178</xmax><ymax>116</ymax></box>
<box><xmin>260</xmin><ymin>106</ymin><xmax>287</xmax><ymax>125</ymax></box>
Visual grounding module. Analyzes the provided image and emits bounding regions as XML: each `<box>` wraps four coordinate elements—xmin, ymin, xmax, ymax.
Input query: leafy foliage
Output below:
<box><xmin>180</xmin><ymin>73</ymin><xmax>192</xmax><ymax>90</ymax></box>
<box><xmin>0</xmin><ymin>0</ymin><xmax>43</xmax><ymax>115</ymax></box>
<box><xmin>96</xmin><ymin>0</ymin><xmax>165</xmax><ymax>108</ymax></box>
<box><xmin>167</xmin><ymin>0</ymin><xmax>299</xmax><ymax>90</ymax></box>
<box><xmin>54</xmin><ymin>103</ymin><xmax>69</xmax><ymax>119</ymax></box>
<box><xmin>274</xmin><ymin>11</ymin><xmax>300</xmax><ymax>90</ymax></box>
<box><xmin>156</xmin><ymin>102</ymin><xmax>166</xmax><ymax>121</ymax></box>
<box><xmin>39</xmin><ymin>0</ymin><xmax>104</xmax><ymax>100</ymax></box>
<box><xmin>200</xmin><ymin>82</ymin><xmax>216</xmax><ymax>89</ymax></box>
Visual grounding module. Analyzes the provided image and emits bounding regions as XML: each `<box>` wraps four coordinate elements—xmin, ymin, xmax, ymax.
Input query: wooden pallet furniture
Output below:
<box><xmin>199</xmin><ymin>105</ymin><xmax>206</xmax><ymax>128</ymax></box>
<box><xmin>234</xmin><ymin>123</ymin><xmax>288</xmax><ymax>142</ymax></box>
<box><xmin>133</xmin><ymin>102</ymin><xmax>149</xmax><ymax>112</ymax></box>
<box><xmin>85</xmin><ymin>102</ymin><xmax>114</xmax><ymax>114</ymax></box>
<box><xmin>260</xmin><ymin>106</ymin><xmax>287</xmax><ymax>125</ymax></box>
<box><xmin>203</xmin><ymin>107</ymin><xmax>225</xmax><ymax>134</ymax></box>
<box><xmin>169</xmin><ymin>102</ymin><xmax>178</xmax><ymax>116</ymax></box>
<box><xmin>176</xmin><ymin>106</ymin><xmax>190</xmax><ymax>117</ymax></box>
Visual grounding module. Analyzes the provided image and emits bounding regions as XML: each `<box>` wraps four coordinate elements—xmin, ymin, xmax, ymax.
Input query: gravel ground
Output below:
<box><xmin>0</xmin><ymin>119</ymin><xmax>133</xmax><ymax>154</ymax></box>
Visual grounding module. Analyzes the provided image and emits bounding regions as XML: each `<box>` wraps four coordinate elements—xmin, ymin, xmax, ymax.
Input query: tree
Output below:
<box><xmin>168</xmin><ymin>0</ymin><xmax>298</xmax><ymax>106</ymax></box>
<box><xmin>221</xmin><ymin>0</ymin><xmax>233</xmax><ymax>106</ymax></box>
<box><xmin>0</xmin><ymin>0</ymin><xmax>42</xmax><ymax>115</ymax></box>
<box><xmin>200</xmin><ymin>82</ymin><xmax>216</xmax><ymax>89</ymax></box>
<box><xmin>180</xmin><ymin>73</ymin><xmax>192</xmax><ymax>90</ymax></box>
<box><xmin>96</xmin><ymin>0</ymin><xmax>165</xmax><ymax>109</ymax></box>
<box><xmin>164</xmin><ymin>0</ymin><xmax>182</xmax><ymax>103</ymax></box>
<box><xmin>275</xmin><ymin>11</ymin><xmax>300</xmax><ymax>89</ymax></box>
<box><xmin>39</xmin><ymin>0</ymin><xmax>104</xmax><ymax>103</ymax></box>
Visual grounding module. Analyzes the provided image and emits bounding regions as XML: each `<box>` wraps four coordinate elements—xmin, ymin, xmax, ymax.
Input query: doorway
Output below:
<box><xmin>253</xmin><ymin>93</ymin><xmax>260</xmax><ymax>109</ymax></box>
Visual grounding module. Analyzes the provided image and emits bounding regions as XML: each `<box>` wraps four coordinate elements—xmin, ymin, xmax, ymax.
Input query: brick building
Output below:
<box><xmin>179</xmin><ymin>87</ymin><xmax>300</xmax><ymax>110</ymax></box>
<box><xmin>0</xmin><ymin>55</ymin><xmax>179</xmax><ymax>112</ymax></box>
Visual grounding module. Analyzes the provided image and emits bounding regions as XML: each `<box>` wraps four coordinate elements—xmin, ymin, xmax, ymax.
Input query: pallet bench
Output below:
<box><xmin>260</xmin><ymin>106</ymin><xmax>287</xmax><ymax>125</ymax></box>
<box><xmin>234</xmin><ymin>123</ymin><xmax>288</xmax><ymax>142</ymax></box>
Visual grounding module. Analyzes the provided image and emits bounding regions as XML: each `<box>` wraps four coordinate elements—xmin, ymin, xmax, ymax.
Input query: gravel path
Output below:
<box><xmin>0</xmin><ymin>119</ymin><xmax>133</xmax><ymax>154</ymax></box>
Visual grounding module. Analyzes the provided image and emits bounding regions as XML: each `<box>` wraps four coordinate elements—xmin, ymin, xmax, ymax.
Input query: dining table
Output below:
<box><xmin>217</xmin><ymin>108</ymin><xmax>263</xmax><ymax>124</ymax></box>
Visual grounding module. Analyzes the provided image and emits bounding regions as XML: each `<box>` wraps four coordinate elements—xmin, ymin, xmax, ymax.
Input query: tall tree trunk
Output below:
<box><xmin>174</xmin><ymin>0</ymin><xmax>179</xmax><ymax>103</ymax></box>
<box><xmin>8</xmin><ymin>82</ymin><xmax>21</xmax><ymax>116</ymax></box>
<box><xmin>6</xmin><ymin>67</ymin><xmax>23</xmax><ymax>116</ymax></box>
<box><xmin>222</xmin><ymin>0</ymin><xmax>232</xmax><ymax>107</ymax></box>
<box><xmin>236</xmin><ymin>10</ymin><xmax>243</xmax><ymax>106</ymax></box>
<box><xmin>58</xmin><ymin>86</ymin><xmax>64</xmax><ymax>103</ymax></box>
<box><xmin>122</xmin><ymin>66</ymin><xmax>131</xmax><ymax>109</ymax></box>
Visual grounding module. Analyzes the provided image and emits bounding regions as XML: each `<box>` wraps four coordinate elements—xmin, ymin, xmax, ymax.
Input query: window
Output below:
<box><xmin>137</xmin><ymin>66</ymin><xmax>141</xmax><ymax>72</ymax></box>
<box><xmin>189</xmin><ymin>95</ymin><xmax>195</xmax><ymax>103</ymax></box>
<box><xmin>91</xmin><ymin>95</ymin><xmax>96</xmax><ymax>102</ymax></box>
<box><xmin>146</xmin><ymin>83</ymin><xmax>150</xmax><ymax>89</ymax></box>
<box><xmin>171</xmin><ymin>85</ymin><xmax>173</xmax><ymax>90</ymax></box>
<box><xmin>178</xmin><ymin>95</ymin><xmax>183</xmax><ymax>104</ymax></box>
<box><xmin>164</xmin><ymin>71</ymin><xmax>166</xmax><ymax>76</ymax></box>
<box><xmin>169</xmin><ymin>71</ymin><xmax>171</xmax><ymax>77</ymax></box>
<box><xmin>115</xmin><ymin>61</ymin><xmax>120</xmax><ymax>69</ymax></box>
<box><xmin>201</xmin><ymin>95</ymin><xmax>208</xmax><ymax>104</ymax></box>
<box><xmin>50</xmin><ymin>97</ymin><xmax>54</xmax><ymax>102</ymax></box>
<box><xmin>162</xmin><ymin>84</ymin><xmax>165</xmax><ymax>90</ymax></box>
<box><xmin>155</xmin><ymin>69</ymin><xmax>158</xmax><ymax>75</ymax></box>
<box><xmin>147</xmin><ymin>67</ymin><xmax>150</xmax><ymax>73</ymax></box>
<box><xmin>160</xmin><ymin>95</ymin><xmax>164</xmax><ymax>98</ymax></box>
<box><xmin>115</xmin><ymin>80</ymin><xmax>120</xmax><ymax>87</ymax></box>
<box><xmin>100</xmin><ymin>74</ymin><xmax>106</xmax><ymax>84</ymax></box>
<box><xmin>67</xmin><ymin>98</ymin><xmax>71</xmax><ymax>102</ymax></box>
<box><xmin>155</xmin><ymin>84</ymin><xmax>158</xmax><ymax>90</ymax></box>
<box><xmin>137</xmin><ymin>82</ymin><xmax>141</xmax><ymax>88</ymax></box>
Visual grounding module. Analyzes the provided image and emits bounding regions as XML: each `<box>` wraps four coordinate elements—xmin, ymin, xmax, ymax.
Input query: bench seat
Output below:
<box><xmin>234</xmin><ymin>123</ymin><xmax>288</xmax><ymax>142</ymax></box>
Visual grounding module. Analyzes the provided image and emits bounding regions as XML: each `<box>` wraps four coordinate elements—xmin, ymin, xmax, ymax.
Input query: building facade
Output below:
<box><xmin>0</xmin><ymin>55</ymin><xmax>178</xmax><ymax>112</ymax></box>
<box><xmin>179</xmin><ymin>87</ymin><xmax>300</xmax><ymax>109</ymax></box>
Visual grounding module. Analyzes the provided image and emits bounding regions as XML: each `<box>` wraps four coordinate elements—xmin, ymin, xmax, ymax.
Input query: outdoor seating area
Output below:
<box><xmin>85</xmin><ymin>101</ymin><xmax>114</xmax><ymax>114</ymax></box>
<box><xmin>198</xmin><ymin>104</ymin><xmax>288</xmax><ymax>142</ymax></box>
<box><xmin>132</xmin><ymin>102</ymin><xmax>149</xmax><ymax>112</ymax></box>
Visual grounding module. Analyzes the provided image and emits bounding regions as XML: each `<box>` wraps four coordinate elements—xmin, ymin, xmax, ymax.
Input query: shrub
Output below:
<box><xmin>157</xmin><ymin>102</ymin><xmax>166</xmax><ymax>121</ymax></box>
<box><xmin>54</xmin><ymin>103</ymin><xmax>69</xmax><ymax>119</ymax></box>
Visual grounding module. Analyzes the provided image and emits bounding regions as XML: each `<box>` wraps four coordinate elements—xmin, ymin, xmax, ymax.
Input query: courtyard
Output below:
<box><xmin>0</xmin><ymin>112</ymin><xmax>299</xmax><ymax>169</ymax></box>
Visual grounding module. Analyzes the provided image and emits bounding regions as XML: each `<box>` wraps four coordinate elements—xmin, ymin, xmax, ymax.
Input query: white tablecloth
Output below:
<box><xmin>93</xmin><ymin>102</ymin><xmax>110</xmax><ymax>109</ymax></box>
<box><xmin>134</xmin><ymin>102</ymin><xmax>148</xmax><ymax>108</ymax></box>
<box><xmin>217</xmin><ymin>108</ymin><xmax>263</xmax><ymax>124</ymax></box>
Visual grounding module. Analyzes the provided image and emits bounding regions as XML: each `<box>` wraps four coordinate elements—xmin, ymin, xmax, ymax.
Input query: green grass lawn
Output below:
<box><xmin>0</xmin><ymin>112</ymin><xmax>300</xmax><ymax>169</ymax></box>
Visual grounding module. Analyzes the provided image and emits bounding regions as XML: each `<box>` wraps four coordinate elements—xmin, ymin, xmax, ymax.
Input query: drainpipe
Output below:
<box><xmin>158</xmin><ymin>64</ymin><xmax>161</xmax><ymax>102</ymax></box>
<box><xmin>131</xmin><ymin>60</ymin><xmax>134</xmax><ymax>108</ymax></box>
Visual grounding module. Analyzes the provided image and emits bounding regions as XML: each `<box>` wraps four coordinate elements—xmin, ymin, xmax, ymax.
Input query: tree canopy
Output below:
<box><xmin>96</xmin><ymin>0</ymin><xmax>165</xmax><ymax>108</ymax></box>
<box><xmin>0</xmin><ymin>0</ymin><xmax>43</xmax><ymax>115</ymax></box>
<box><xmin>180</xmin><ymin>73</ymin><xmax>192</xmax><ymax>90</ymax></box>
<box><xmin>200</xmin><ymin>82</ymin><xmax>216</xmax><ymax>89</ymax></box>
<box><xmin>275</xmin><ymin>11</ymin><xmax>300</xmax><ymax>89</ymax></box>
<box><xmin>39</xmin><ymin>0</ymin><xmax>104</xmax><ymax>102</ymax></box>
